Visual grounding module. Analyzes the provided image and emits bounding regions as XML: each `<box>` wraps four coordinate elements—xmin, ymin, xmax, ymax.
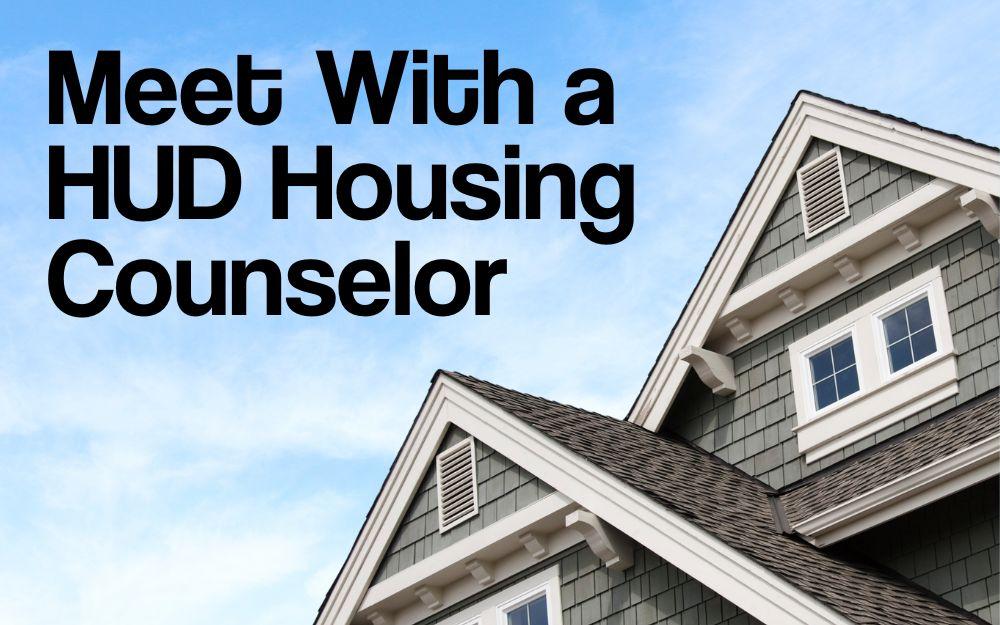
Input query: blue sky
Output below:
<box><xmin>0</xmin><ymin>2</ymin><xmax>998</xmax><ymax>624</ymax></box>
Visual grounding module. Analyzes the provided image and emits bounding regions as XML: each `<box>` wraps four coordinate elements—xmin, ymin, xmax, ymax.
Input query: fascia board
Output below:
<box><xmin>794</xmin><ymin>434</ymin><xmax>1000</xmax><ymax>547</ymax></box>
<box><xmin>628</xmin><ymin>93</ymin><xmax>1000</xmax><ymax>432</ymax></box>
<box><xmin>316</xmin><ymin>381</ymin><xmax>455</xmax><ymax>625</ymax></box>
<box><xmin>359</xmin><ymin>492</ymin><xmax>576</xmax><ymax>613</ymax></box>
<box><xmin>719</xmin><ymin>178</ymin><xmax>957</xmax><ymax>320</ymax></box>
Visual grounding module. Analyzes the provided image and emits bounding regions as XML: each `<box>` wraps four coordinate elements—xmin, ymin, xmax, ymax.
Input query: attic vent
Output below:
<box><xmin>797</xmin><ymin>147</ymin><xmax>850</xmax><ymax>238</ymax></box>
<box><xmin>436</xmin><ymin>437</ymin><xmax>479</xmax><ymax>532</ymax></box>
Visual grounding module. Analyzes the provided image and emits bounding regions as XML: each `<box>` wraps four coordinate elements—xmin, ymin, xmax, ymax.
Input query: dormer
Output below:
<box><xmin>629</xmin><ymin>92</ymin><xmax>998</xmax><ymax>498</ymax></box>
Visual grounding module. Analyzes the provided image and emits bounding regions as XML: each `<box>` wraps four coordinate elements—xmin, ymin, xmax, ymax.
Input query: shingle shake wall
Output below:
<box><xmin>449</xmin><ymin>371</ymin><xmax>983</xmax><ymax>625</ymax></box>
<box><xmin>735</xmin><ymin>139</ymin><xmax>933</xmax><ymax>290</ymax></box>
<box><xmin>417</xmin><ymin>543</ymin><xmax>758</xmax><ymax>625</ymax></box>
<box><xmin>373</xmin><ymin>426</ymin><xmax>554</xmax><ymax>583</ymax></box>
<box><xmin>557</xmin><ymin>544</ymin><xmax>759</xmax><ymax>625</ymax></box>
<box><xmin>844</xmin><ymin>478</ymin><xmax>999</xmax><ymax>624</ymax></box>
<box><xmin>667</xmin><ymin>224</ymin><xmax>999</xmax><ymax>489</ymax></box>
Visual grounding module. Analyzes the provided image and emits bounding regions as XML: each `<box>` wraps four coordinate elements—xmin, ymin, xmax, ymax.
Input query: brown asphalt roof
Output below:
<box><xmin>446</xmin><ymin>370</ymin><xmax>988</xmax><ymax>625</ymax></box>
<box><xmin>782</xmin><ymin>393</ymin><xmax>1000</xmax><ymax>526</ymax></box>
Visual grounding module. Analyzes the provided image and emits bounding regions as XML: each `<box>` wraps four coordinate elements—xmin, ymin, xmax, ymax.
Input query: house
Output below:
<box><xmin>314</xmin><ymin>92</ymin><xmax>1000</xmax><ymax>625</ymax></box>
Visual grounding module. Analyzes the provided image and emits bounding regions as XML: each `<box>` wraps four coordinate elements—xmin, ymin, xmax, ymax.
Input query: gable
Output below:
<box><xmin>664</xmin><ymin>223</ymin><xmax>998</xmax><ymax>489</ymax></box>
<box><xmin>317</xmin><ymin>374</ymin><xmax>862</xmax><ymax>625</ymax></box>
<box><xmin>734</xmin><ymin>138</ymin><xmax>934</xmax><ymax>290</ymax></box>
<box><xmin>373</xmin><ymin>425</ymin><xmax>553</xmax><ymax>584</ymax></box>
<box><xmin>628</xmin><ymin>92</ymin><xmax>1000</xmax><ymax>433</ymax></box>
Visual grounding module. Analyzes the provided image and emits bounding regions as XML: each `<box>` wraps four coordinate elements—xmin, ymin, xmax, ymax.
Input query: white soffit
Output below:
<box><xmin>316</xmin><ymin>374</ymin><xmax>852</xmax><ymax>625</ymax></box>
<box><xmin>628</xmin><ymin>92</ymin><xmax>1000</xmax><ymax>432</ymax></box>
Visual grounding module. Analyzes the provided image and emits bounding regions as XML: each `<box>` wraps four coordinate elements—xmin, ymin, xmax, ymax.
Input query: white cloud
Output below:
<box><xmin>1</xmin><ymin>4</ymin><xmax>997</xmax><ymax>625</ymax></box>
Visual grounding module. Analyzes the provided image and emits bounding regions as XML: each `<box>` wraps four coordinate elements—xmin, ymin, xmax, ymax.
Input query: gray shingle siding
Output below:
<box><xmin>374</xmin><ymin>426</ymin><xmax>554</xmax><ymax>583</ymax></box>
<box><xmin>416</xmin><ymin>543</ymin><xmax>758</xmax><ymax>625</ymax></box>
<box><xmin>735</xmin><ymin>139</ymin><xmax>934</xmax><ymax>290</ymax></box>
<box><xmin>666</xmin><ymin>224</ymin><xmax>999</xmax><ymax>490</ymax></box>
<box><xmin>557</xmin><ymin>544</ymin><xmax>758</xmax><ymax>625</ymax></box>
<box><xmin>844</xmin><ymin>478</ymin><xmax>999</xmax><ymax>624</ymax></box>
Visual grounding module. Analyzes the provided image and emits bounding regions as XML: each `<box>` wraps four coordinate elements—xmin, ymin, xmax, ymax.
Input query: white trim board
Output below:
<box><xmin>794</xmin><ymin>434</ymin><xmax>1000</xmax><ymax>547</ymax></box>
<box><xmin>707</xmin><ymin>197</ymin><xmax>972</xmax><ymax>355</ymax></box>
<box><xmin>360</xmin><ymin>492</ymin><xmax>576</xmax><ymax>616</ymax></box>
<box><xmin>315</xmin><ymin>374</ymin><xmax>852</xmax><ymax>625</ymax></box>
<box><xmin>434</xmin><ymin>566</ymin><xmax>563</xmax><ymax>625</ymax></box>
<box><xmin>787</xmin><ymin>267</ymin><xmax>958</xmax><ymax>463</ymax></box>
<box><xmin>628</xmin><ymin>92</ymin><xmax>999</xmax><ymax>433</ymax></box>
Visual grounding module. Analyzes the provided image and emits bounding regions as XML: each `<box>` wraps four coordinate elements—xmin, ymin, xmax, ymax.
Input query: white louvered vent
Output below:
<box><xmin>436</xmin><ymin>437</ymin><xmax>479</xmax><ymax>532</ymax></box>
<box><xmin>797</xmin><ymin>147</ymin><xmax>851</xmax><ymax>238</ymax></box>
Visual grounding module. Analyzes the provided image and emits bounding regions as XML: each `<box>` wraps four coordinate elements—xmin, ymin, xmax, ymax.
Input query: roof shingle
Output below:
<box><xmin>782</xmin><ymin>394</ymin><xmax>999</xmax><ymax>526</ymax></box>
<box><xmin>446</xmin><ymin>371</ymin><xmax>987</xmax><ymax>625</ymax></box>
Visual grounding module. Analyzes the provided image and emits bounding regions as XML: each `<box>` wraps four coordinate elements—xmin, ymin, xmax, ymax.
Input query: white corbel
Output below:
<box><xmin>724</xmin><ymin>317</ymin><xmax>752</xmax><ymax>343</ymax></box>
<box><xmin>833</xmin><ymin>256</ymin><xmax>862</xmax><ymax>284</ymax></box>
<box><xmin>892</xmin><ymin>223</ymin><xmax>921</xmax><ymax>251</ymax></box>
<box><xmin>464</xmin><ymin>558</ymin><xmax>495</xmax><ymax>586</ymax></box>
<box><xmin>414</xmin><ymin>586</ymin><xmax>443</xmax><ymax>611</ymax></box>
<box><xmin>367</xmin><ymin>610</ymin><xmax>393</xmax><ymax>625</ymax></box>
<box><xmin>565</xmin><ymin>510</ymin><xmax>634</xmax><ymax>572</ymax></box>
<box><xmin>679</xmin><ymin>346</ymin><xmax>736</xmax><ymax>396</ymax></box>
<box><xmin>960</xmin><ymin>189</ymin><xmax>999</xmax><ymax>239</ymax></box>
<box><xmin>777</xmin><ymin>287</ymin><xmax>806</xmax><ymax>313</ymax></box>
<box><xmin>517</xmin><ymin>531</ymin><xmax>548</xmax><ymax>559</ymax></box>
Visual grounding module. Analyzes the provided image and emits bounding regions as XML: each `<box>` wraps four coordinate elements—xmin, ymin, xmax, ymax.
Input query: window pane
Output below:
<box><xmin>810</xmin><ymin>350</ymin><xmax>834</xmax><ymax>381</ymax></box>
<box><xmin>911</xmin><ymin>326</ymin><xmax>937</xmax><ymax>362</ymax></box>
<box><xmin>831</xmin><ymin>338</ymin><xmax>856</xmax><ymax>370</ymax></box>
<box><xmin>883</xmin><ymin>309</ymin><xmax>909</xmax><ymax>344</ymax></box>
<box><xmin>835</xmin><ymin>365</ymin><xmax>859</xmax><ymax>398</ymax></box>
<box><xmin>507</xmin><ymin>605</ymin><xmax>528</xmax><ymax>625</ymax></box>
<box><xmin>814</xmin><ymin>377</ymin><xmax>838</xmax><ymax>410</ymax></box>
<box><xmin>888</xmin><ymin>339</ymin><xmax>914</xmax><ymax>372</ymax></box>
<box><xmin>527</xmin><ymin>597</ymin><xmax>548</xmax><ymax>625</ymax></box>
<box><xmin>906</xmin><ymin>297</ymin><xmax>933</xmax><ymax>331</ymax></box>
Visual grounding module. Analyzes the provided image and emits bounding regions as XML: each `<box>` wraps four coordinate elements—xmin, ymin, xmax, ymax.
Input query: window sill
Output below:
<box><xmin>793</xmin><ymin>351</ymin><xmax>958</xmax><ymax>463</ymax></box>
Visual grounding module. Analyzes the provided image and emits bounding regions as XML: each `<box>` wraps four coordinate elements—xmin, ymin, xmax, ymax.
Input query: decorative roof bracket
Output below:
<box><xmin>960</xmin><ymin>189</ymin><xmax>999</xmax><ymax>239</ymax></box>
<box><xmin>679</xmin><ymin>345</ymin><xmax>737</xmax><ymax>396</ymax></box>
<box><xmin>565</xmin><ymin>510</ymin><xmax>634</xmax><ymax>572</ymax></box>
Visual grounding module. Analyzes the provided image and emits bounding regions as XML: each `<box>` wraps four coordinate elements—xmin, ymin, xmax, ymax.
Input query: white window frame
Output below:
<box><xmin>496</xmin><ymin>582</ymin><xmax>554</xmax><ymax>625</ymax></box>
<box><xmin>789</xmin><ymin>266</ymin><xmax>958</xmax><ymax>463</ymax></box>
<box><xmin>871</xmin><ymin>282</ymin><xmax>951</xmax><ymax>382</ymax></box>
<box><xmin>435</xmin><ymin>566</ymin><xmax>562</xmax><ymax>625</ymax></box>
<box><xmin>798</xmin><ymin>325</ymin><xmax>864</xmax><ymax>420</ymax></box>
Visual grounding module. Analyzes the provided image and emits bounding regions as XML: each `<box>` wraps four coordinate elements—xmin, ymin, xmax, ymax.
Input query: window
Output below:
<box><xmin>437</xmin><ymin>437</ymin><xmax>479</xmax><ymax>532</ymax></box>
<box><xmin>505</xmin><ymin>595</ymin><xmax>548</xmax><ymax>625</ymax></box>
<box><xmin>881</xmin><ymin>296</ymin><xmax>937</xmax><ymax>373</ymax></box>
<box><xmin>788</xmin><ymin>267</ymin><xmax>957</xmax><ymax>463</ymax></box>
<box><xmin>808</xmin><ymin>336</ymin><xmax>860</xmax><ymax>410</ymax></box>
